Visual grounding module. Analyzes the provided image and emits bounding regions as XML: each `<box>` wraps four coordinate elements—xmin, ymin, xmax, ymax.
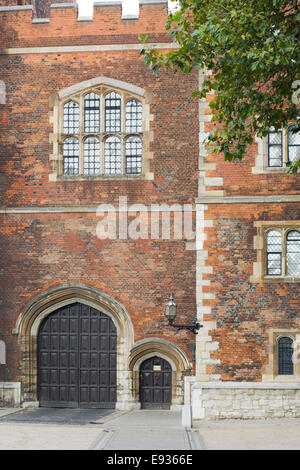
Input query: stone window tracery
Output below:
<box><xmin>266</xmin><ymin>228</ymin><xmax>300</xmax><ymax>278</ymax></box>
<box><xmin>252</xmin><ymin>221</ymin><xmax>300</xmax><ymax>283</ymax></box>
<box><xmin>50</xmin><ymin>78</ymin><xmax>154</xmax><ymax>181</ymax></box>
<box><xmin>253</xmin><ymin>127</ymin><xmax>300</xmax><ymax>173</ymax></box>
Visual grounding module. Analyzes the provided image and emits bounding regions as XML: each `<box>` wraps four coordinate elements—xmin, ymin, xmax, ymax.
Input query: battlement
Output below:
<box><xmin>0</xmin><ymin>1</ymin><xmax>171</xmax><ymax>50</ymax></box>
<box><xmin>0</xmin><ymin>0</ymin><xmax>169</xmax><ymax>19</ymax></box>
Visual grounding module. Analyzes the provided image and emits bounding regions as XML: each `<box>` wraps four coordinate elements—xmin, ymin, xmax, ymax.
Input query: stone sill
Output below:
<box><xmin>263</xmin><ymin>276</ymin><xmax>300</xmax><ymax>283</ymax></box>
<box><xmin>55</xmin><ymin>174</ymin><xmax>150</xmax><ymax>182</ymax></box>
<box><xmin>192</xmin><ymin>381</ymin><xmax>300</xmax><ymax>390</ymax></box>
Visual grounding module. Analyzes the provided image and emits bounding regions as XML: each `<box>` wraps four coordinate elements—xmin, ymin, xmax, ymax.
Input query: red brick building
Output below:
<box><xmin>0</xmin><ymin>0</ymin><xmax>299</xmax><ymax>419</ymax></box>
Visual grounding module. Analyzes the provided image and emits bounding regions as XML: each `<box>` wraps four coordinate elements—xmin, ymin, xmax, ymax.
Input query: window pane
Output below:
<box><xmin>278</xmin><ymin>337</ymin><xmax>294</xmax><ymax>375</ymax></box>
<box><xmin>63</xmin><ymin>137</ymin><xmax>79</xmax><ymax>175</ymax></box>
<box><xmin>104</xmin><ymin>137</ymin><xmax>121</xmax><ymax>174</ymax></box>
<box><xmin>288</xmin><ymin>146</ymin><xmax>300</xmax><ymax>163</ymax></box>
<box><xmin>125</xmin><ymin>99</ymin><xmax>142</xmax><ymax>133</ymax></box>
<box><xmin>63</xmin><ymin>101</ymin><xmax>79</xmax><ymax>134</ymax></box>
<box><xmin>125</xmin><ymin>137</ymin><xmax>142</xmax><ymax>174</ymax></box>
<box><xmin>83</xmin><ymin>137</ymin><xmax>100</xmax><ymax>175</ymax></box>
<box><xmin>267</xmin><ymin>231</ymin><xmax>282</xmax><ymax>275</ymax></box>
<box><xmin>286</xmin><ymin>230</ymin><xmax>300</xmax><ymax>275</ymax></box>
<box><xmin>269</xmin><ymin>130</ymin><xmax>282</xmax><ymax>145</ymax></box>
<box><xmin>288</xmin><ymin>130</ymin><xmax>300</xmax><ymax>145</ymax></box>
<box><xmin>105</xmin><ymin>92</ymin><xmax>121</xmax><ymax>133</ymax></box>
<box><xmin>268</xmin><ymin>129</ymin><xmax>283</xmax><ymax>167</ymax></box>
<box><xmin>84</xmin><ymin>93</ymin><xmax>100</xmax><ymax>133</ymax></box>
<box><xmin>288</xmin><ymin>129</ymin><xmax>300</xmax><ymax>163</ymax></box>
<box><xmin>267</xmin><ymin>230</ymin><xmax>282</xmax><ymax>252</ymax></box>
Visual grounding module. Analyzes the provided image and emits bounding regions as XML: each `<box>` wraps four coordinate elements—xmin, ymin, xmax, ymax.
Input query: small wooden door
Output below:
<box><xmin>38</xmin><ymin>302</ymin><xmax>117</xmax><ymax>408</ymax></box>
<box><xmin>140</xmin><ymin>356</ymin><xmax>172</xmax><ymax>409</ymax></box>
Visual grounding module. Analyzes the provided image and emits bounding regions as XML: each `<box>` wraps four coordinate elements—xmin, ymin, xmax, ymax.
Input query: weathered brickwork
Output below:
<box><xmin>0</xmin><ymin>1</ymin><xmax>300</xmax><ymax>416</ymax></box>
<box><xmin>202</xmin><ymin>204</ymin><xmax>300</xmax><ymax>382</ymax></box>
<box><xmin>0</xmin><ymin>1</ymin><xmax>198</xmax><ymax>408</ymax></box>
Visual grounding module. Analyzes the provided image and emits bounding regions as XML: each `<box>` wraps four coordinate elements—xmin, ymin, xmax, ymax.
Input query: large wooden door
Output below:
<box><xmin>140</xmin><ymin>356</ymin><xmax>172</xmax><ymax>409</ymax></box>
<box><xmin>38</xmin><ymin>303</ymin><xmax>117</xmax><ymax>408</ymax></box>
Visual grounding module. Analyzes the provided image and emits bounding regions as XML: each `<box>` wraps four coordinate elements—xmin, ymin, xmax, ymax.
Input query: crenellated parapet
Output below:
<box><xmin>0</xmin><ymin>1</ymin><xmax>171</xmax><ymax>49</ymax></box>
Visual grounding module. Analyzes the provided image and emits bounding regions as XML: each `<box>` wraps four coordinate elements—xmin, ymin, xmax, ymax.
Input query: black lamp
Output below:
<box><xmin>164</xmin><ymin>294</ymin><xmax>202</xmax><ymax>335</ymax></box>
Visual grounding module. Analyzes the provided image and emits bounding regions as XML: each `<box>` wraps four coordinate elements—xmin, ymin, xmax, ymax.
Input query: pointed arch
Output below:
<box><xmin>13</xmin><ymin>284</ymin><xmax>135</xmax><ymax>408</ymax></box>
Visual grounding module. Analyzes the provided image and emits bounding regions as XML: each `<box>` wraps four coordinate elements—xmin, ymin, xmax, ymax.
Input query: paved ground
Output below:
<box><xmin>0</xmin><ymin>408</ymin><xmax>193</xmax><ymax>450</ymax></box>
<box><xmin>0</xmin><ymin>408</ymin><xmax>115</xmax><ymax>450</ymax></box>
<box><xmin>196</xmin><ymin>418</ymin><xmax>300</xmax><ymax>450</ymax></box>
<box><xmin>0</xmin><ymin>407</ymin><xmax>114</xmax><ymax>426</ymax></box>
<box><xmin>97</xmin><ymin>410</ymin><xmax>195</xmax><ymax>450</ymax></box>
<box><xmin>0</xmin><ymin>408</ymin><xmax>300</xmax><ymax>450</ymax></box>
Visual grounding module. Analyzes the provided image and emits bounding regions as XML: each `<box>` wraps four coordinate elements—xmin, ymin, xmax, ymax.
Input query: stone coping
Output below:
<box><xmin>193</xmin><ymin>381</ymin><xmax>300</xmax><ymax>390</ymax></box>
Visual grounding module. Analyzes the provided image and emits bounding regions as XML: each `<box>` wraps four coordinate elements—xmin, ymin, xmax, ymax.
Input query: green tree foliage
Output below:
<box><xmin>140</xmin><ymin>0</ymin><xmax>300</xmax><ymax>172</ymax></box>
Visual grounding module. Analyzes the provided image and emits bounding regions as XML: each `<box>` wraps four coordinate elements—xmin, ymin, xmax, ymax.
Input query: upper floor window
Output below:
<box><xmin>268</xmin><ymin>127</ymin><xmax>300</xmax><ymax>168</ymax></box>
<box><xmin>60</xmin><ymin>87</ymin><xmax>144</xmax><ymax>178</ymax></box>
<box><xmin>253</xmin><ymin>126</ymin><xmax>300</xmax><ymax>174</ymax></box>
<box><xmin>266</xmin><ymin>228</ymin><xmax>300</xmax><ymax>277</ymax></box>
<box><xmin>50</xmin><ymin>77</ymin><xmax>154</xmax><ymax>182</ymax></box>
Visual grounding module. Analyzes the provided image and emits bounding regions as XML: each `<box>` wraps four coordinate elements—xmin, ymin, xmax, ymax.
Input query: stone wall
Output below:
<box><xmin>0</xmin><ymin>382</ymin><xmax>21</xmax><ymax>407</ymax></box>
<box><xmin>192</xmin><ymin>382</ymin><xmax>300</xmax><ymax>420</ymax></box>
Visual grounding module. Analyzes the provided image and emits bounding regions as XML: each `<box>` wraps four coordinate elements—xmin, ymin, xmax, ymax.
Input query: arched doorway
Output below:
<box><xmin>140</xmin><ymin>356</ymin><xmax>172</xmax><ymax>410</ymax></box>
<box><xmin>38</xmin><ymin>302</ymin><xmax>117</xmax><ymax>408</ymax></box>
<box><xmin>13</xmin><ymin>284</ymin><xmax>135</xmax><ymax>410</ymax></box>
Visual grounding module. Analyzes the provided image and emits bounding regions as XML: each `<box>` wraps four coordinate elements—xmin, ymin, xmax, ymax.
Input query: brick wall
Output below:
<box><xmin>0</xmin><ymin>2</ymin><xmax>198</xmax><ymax>387</ymax></box>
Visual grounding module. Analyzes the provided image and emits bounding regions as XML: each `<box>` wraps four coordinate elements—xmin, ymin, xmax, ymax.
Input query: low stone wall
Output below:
<box><xmin>192</xmin><ymin>382</ymin><xmax>300</xmax><ymax>420</ymax></box>
<box><xmin>0</xmin><ymin>382</ymin><xmax>21</xmax><ymax>407</ymax></box>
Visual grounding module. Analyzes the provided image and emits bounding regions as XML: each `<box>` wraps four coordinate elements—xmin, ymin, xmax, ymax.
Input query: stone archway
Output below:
<box><xmin>13</xmin><ymin>284</ymin><xmax>135</xmax><ymax>409</ymax></box>
<box><xmin>129</xmin><ymin>337</ymin><xmax>192</xmax><ymax>410</ymax></box>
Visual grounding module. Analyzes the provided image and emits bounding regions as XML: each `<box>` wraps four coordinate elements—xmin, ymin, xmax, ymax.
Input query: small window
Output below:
<box><xmin>278</xmin><ymin>337</ymin><xmax>294</xmax><ymax>375</ymax></box>
<box><xmin>268</xmin><ymin>128</ymin><xmax>283</xmax><ymax>167</ymax></box>
<box><xmin>288</xmin><ymin>129</ymin><xmax>300</xmax><ymax>164</ymax></box>
<box><xmin>105</xmin><ymin>92</ymin><xmax>121</xmax><ymax>133</ymax></box>
<box><xmin>83</xmin><ymin>137</ymin><xmax>100</xmax><ymax>175</ymax></box>
<box><xmin>266</xmin><ymin>230</ymin><xmax>282</xmax><ymax>275</ymax></box>
<box><xmin>63</xmin><ymin>101</ymin><xmax>79</xmax><ymax>134</ymax></box>
<box><xmin>105</xmin><ymin>136</ymin><xmax>121</xmax><ymax>175</ymax></box>
<box><xmin>126</xmin><ymin>99</ymin><xmax>143</xmax><ymax>133</ymax></box>
<box><xmin>84</xmin><ymin>93</ymin><xmax>100</xmax><ymax>133</ymax></box>
<box><xmin>286</xmin><ymin>230</ymin><xmax>300</xmax><ymax>276</ymax></box>
<box><xmin>63</xmin><ymin>137</ymin><xmax>79</xmax><ymax>175</ymax></box>
<box><xmin>125</xmin><ymin>136</ymin><xmax>142</xmax><ymax>174</ymax></box>
<box><xmin>262</xmin><ymin>226</ymin><xmax>300</xmax><ymax>279</ymax></box>
<box><xmin>267</xmin><ymin>127</ymin><xmax>300</xmax><ymax>168</ymax></box>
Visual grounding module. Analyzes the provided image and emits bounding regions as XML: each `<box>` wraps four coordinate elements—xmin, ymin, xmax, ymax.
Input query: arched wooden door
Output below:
<box><xmin>140</xmin><ymin>356</ymin><xmax>172</xmax><ymax>409</ymax></box>
<box><xmin>38</xmin><ymin>303</ymin><xmax>117</xmax><ymax>408</ymax></box>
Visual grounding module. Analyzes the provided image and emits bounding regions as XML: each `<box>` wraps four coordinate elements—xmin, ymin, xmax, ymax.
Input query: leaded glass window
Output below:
<box><xmin>126</xmin><ymin>136</ymin><xmax>142</xmax><ymax>174</ymax></box>
<box><xmin>126</xmin><ymin>99</ymin><xmax>143</xmax><ymax>133</ymax></box>
<box><xmin>63</xmin><ymin>137</ymin><xmax>79</xmax><ymax>175</ymax></box>
<box><xmin>286</xmin><ymin>230</ymin><xmax>300</xmax><ymax>275</ymax></box>
<box><xmin>268</xmin><ymin>128</ymin><xmax>283</xmax><ymax>167</ymax></box>
<box><xmin>63</xmin><ymin>101</ymin><xmax>79</xmax><ymax>134</ymax></box>
<box><xmin>84</xmin><ymin>93</ymin><xmax>100</xmax><ymax>133</ymax></box>
<box><xmin>266</xmin><ymin>230</ymin><xmax>282</xmax><ymax>275</ymax></box>
<box><xmin>104</xmin><ymin>137</ymin><xmax>121</xmax><ymax>175</ymax></box>
<box><xmin>60</xmin><ymin>87</ymin><xmax>143</xmax><ymax>177</ymax></box>
<box><xmin>105</xmin><ymin>92</ymin><xmax>121</xmax><ymax>133</ymax></box>
<box><xmin>83</xmin><ymin>137</ymin><xmax>100</xmax><ymax>175</ymax></box>
<box><xmin>278</xmin><ymin>337</ymin><xmax>294</xmax><ymax>375</ymax></box>
<box><xmin>288</xmin><ymin>129</ymin><xmax>300</xmax><ymax>164</ymax></box>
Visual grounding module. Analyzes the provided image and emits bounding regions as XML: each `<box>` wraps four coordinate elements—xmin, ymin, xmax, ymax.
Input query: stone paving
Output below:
<box><xmin>0</xmin><ymin>408</ymin><xmax>300</xmax><ymax>450</ymax></box>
